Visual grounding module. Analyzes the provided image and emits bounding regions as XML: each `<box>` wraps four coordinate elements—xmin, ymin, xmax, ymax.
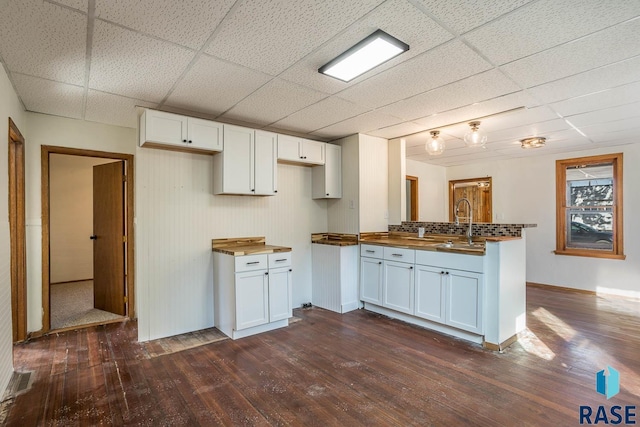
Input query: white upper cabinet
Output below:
<box><xmin>213</xmin><ymin>125</ymin><xmax>276</xmax><ymax>196</ymax></box>
<box><xmin>277</xmin><ymin>134</ymin><xmax>325</xmax><ymax>165</ymax></box>
<box><xmin>313</xmin><ymin>143</ymin><xmax>342</xmax><ymax>199</ymax></box>
<box><xmin>139</xmin><ymin>109</ymin><xmax>222</xmax><ymax>153</ymax></box>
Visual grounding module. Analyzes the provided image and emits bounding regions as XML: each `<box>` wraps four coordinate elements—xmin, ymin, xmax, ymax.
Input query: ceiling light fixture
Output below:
<box><xmin>425</xmin><ymin>131</ymin><xmax>445</xmax><ymax>156</ymax></box>
<box><xmin>463</xmin><ymin>121</ymin><xmax>487</xmax><ymax>148</ymax></box>
<box><xmin>318</xmin><ymin>30</ymin><xmax>409</xmax><ymax>82</ymax></box>
<box><xmin>520</xmin><ymin>137</ymin><xmax>546</xmax><ymax>149</ymax></box>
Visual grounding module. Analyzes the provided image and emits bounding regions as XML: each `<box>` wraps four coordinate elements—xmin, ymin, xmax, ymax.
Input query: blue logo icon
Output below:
<box><xmin>596</xmin><ymin>366</ymin><xmax>620</xmax><ymax>399</ymax></box>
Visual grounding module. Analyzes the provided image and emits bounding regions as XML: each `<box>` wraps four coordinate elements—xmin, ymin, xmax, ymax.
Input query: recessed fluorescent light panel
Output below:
<box><xmin>318</xmin><ymin>30</ymin><xmax>409</xmax><ymax>82</ymax></box>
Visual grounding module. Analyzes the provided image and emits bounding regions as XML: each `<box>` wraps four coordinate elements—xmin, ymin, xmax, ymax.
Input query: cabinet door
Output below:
<box><xmin>301</xmin><ymin>139</ymin><xmax>325</xmax><ymax>165</ymax></box>
<box><xmin>383</xmin><ymin>261</ymin><xmax>414</xmax><ymax>315</ymax></box>
<box><xmin>446</xmin><ymin>270</ymin><xmax>483</xmax><ymax>334</ymax></box>
<box><xmin>235</xmin><ymin>270</ymin><xmax>269</xmax><ymax>330</ymax></box>
<box><xmin>324</xmin><ymin>144</ymin><xmax>341</xmax><ymax>198</ymax></box>
<box><xmin>254</xmin><ymin>130</ymin><xmax>277</xmax><ymax>195</ymax></box>
<box><xmin>360</xmin><ymin>257</ymin><xmax>383</xmax><ymax>305</ymax></box>
<box><xmin>415</xmin><ymin>265</ymin><xmax>445</xmax><ymax>324</ymax></box>
<box><xmin>277</xmin><ymin>134</ymin><xmax>301</xmax><ymax>162</ymax></box>
<box><xmin>221</xmin><ymin>125</ymin><xmax>254</xmax><ymax>195</ymax></box>
<box><xmin>144</xmin><ymin>110</ymin><xmax>187</xmax><ymax>147</ymax></box>
<box><xmin>268</xmin><ymin>267</ymin><xmax>291</xmax><ymax>322</ymax></box>
<box><xmin>188</xmin><ymin>117</ymin><xmax>223</xmax><ymax>152</ymax></box>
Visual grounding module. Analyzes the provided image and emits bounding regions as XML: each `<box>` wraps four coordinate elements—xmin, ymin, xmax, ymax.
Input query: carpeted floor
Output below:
<box><xmin>50</xmin><ymin>280</ymin><xmax>124</xmax><ymax>330</ymax></box>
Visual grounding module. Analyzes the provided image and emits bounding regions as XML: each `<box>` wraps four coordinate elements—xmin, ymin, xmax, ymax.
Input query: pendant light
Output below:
<box><xmin>463</xmin><ymin>121</ymin><xmax>487</xmax><ymax>148</ymax></box>
<box><xmin>425</xmin><ymin>130</ymin><xmax>445</xmax><ymax>155</ymax></box>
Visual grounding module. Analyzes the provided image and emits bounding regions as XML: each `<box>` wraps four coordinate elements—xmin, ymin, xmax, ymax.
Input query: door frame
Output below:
<box><xmin>40</xmin><ymin>145</ymin><xmax>135</xmax><ymax>334</ymax></box>
<box><xmin>448</xmin><ymin>177</ymin><xmax>493</xmax><ymax>223</ymax></box>
<box><xmin>8</xmin><ymin>118</ymin><xmax>27</xmax><ymax>342</ymax></box>
<box><xmin>406</xmin><ymin>175</ymin><xmax>418</xmax><ymax>221</ymax></box>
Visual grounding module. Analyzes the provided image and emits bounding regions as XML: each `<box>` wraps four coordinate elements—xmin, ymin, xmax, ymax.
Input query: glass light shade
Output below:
<box><xmin>521</xmin><ymin>137</ymin><xmax>546</xmax><ymax>149</ymax></box>
<box><xmin>463</xmin><ymin>121</ymin><xmax>487</xmax><ymax>148</ymax></box>
<box><xmin>425</xmin><ymin>131</ymin><xmax>445</xmax><ymax>155</ymax></box>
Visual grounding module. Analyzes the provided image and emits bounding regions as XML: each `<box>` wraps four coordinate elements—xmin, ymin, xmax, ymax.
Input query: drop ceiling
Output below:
<box><xmin>1</xmin><ymin>0</ymin><xmax>639</xmax><ymax>166</ymax></box>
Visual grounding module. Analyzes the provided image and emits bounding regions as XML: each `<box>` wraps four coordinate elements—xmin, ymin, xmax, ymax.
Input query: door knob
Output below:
<box><xmin>89</xmin><ymin>235</ymin><xmax>97</xmax><ymax>240</ymax></box>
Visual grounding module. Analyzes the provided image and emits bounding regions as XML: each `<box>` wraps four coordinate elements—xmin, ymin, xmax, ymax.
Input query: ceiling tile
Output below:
<box><xmin>453</xmin><ymin>118</ymin><xmax>571</xmax><ymax>143</ymax></box>
<box><xmin>89</xmin><ymin>20</ymin><xmax>195</xmax><ymax>102</ymax></box>
<box><xmin>367</xmin><ymin>121</ymin><xmax>429</xmax><ymax>139</ymax></box>
<box><xmin>85</xmin><ymin>90</ymin><xmax>156</xmax><ymax>128</ymax></box>
<box><xmin>221</xmin><ymin>79</ymin><xmax>328</xmax><ymax>126</ymax></box>
<box><xmin>376</xmin><ymin>69</ymin><xmax>521</xmax><ymax>120</ymax></box>
<box><xmin>0</xmin><ymin>0</ymin><xmax>86</xmax><ymax>85</ymax></box>
<box><xmin>279</xmin><ymin>0</ymin><xmax>453</xmax><ymax>94</ymax></box>
<box><xmin>310</xmin><ymin>110</ymin><xmax>404</xmax><ymax>139</ymax></box>
<box><xmin>165</xmin><ymin>54</ymin><xmax>272</xmax><ymax>117</ymax></box>
<box><xmin>338</xmin><ymin>40</ymin><xmax>492</xmax><ymax>109</ymax></box>
<box><xmin>464</xmin><ymin>0</ymin><xmax>640</xmax><ymax>65</ymax></box>
<box><xmin>95</xmin><ymin>0</ymin><xmax>236</xmax><ymax>50</ymax></box>
<box><xmin>412</xmin><ymin>91</ymin><xmax>538</xmax><ymax>129</ymax></box>
<box><xmin>527</xmin><ymin>56</ymin><xmax>640</xmax><ymax>104</ymax></box>
<box><xmin>50</xmin><ymin>0</ymin><xmax>88</xmax><ymax>12</ymax></box>
<box><xmin>271</xmin><ymin>97</ymin><xmax>369</xmax><ymax>134</ymax></box>
<box><xmin>578</xmin><ymin>117</ymin><xmax>640</xmax><ymax>138</ymax></box>
<box><xmin>414</xmin><ymin>0</ymin><xmax>534</xmax><ymax>34</ymax></box>
<box><xmin>205</xmin><ymin>0</ymin><xmax>385</xmax><ymax>75</ymax></box>
<box><xmin>501</xmin><ymin>17</ymin><xmax>640</xmax><ymax>88</ymax></box>
<box><xmin>481</xmin><ymin>106</ymin><xmax>559</xmax><ymax>131</ymax></box>
<box><xmin>564</xmin><ymin>102</ymin><xmax>640</xmax><ymax>128</ymax></box>
<box><xmin>12</xmin><ymin>74</ymin><xmax>84</xmax><ymax>119</ymax></box>
<box><xmin>549</xmin><ymin>81</ymin><xmax>640</xmax><ymax>117</ymax></box>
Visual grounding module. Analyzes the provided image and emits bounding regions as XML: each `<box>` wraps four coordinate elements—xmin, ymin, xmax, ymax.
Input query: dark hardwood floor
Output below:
<box><xmin>5</xmin><ymin>285</ymin><xmax>640</xmax><ymax>426</ymax></box>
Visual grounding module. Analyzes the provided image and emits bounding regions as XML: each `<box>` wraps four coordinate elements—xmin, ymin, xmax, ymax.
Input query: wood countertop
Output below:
<box><xmin>311</xmin><ymin>233</ymin><xmax>359</xmax><ymax>246</ymax></box>
<box><xmin>359</xmin><ymin>232</ymin><xmax>522</xmax><ymax>256</ymax></box>
<box><xmin>212</xmin><ymin>237</ymin><xmax>291</xmax><ymax>256</ymax></box>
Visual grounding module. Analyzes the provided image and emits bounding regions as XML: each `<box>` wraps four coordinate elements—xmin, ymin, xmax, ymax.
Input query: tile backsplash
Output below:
<box><xmin>389</xmin><ymin>221</ymin><xmax>536</xmax><ymax>237</ymax></box>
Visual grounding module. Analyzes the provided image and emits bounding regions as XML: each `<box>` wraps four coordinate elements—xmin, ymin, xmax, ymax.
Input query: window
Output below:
<box><xmin>555</xmin><ymin>153</ymin><xmax>624</xmax><ymax>259</ymax></box>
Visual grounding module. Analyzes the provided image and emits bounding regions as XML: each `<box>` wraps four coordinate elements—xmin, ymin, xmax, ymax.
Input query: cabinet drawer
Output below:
<box><xmin>235</xmin><ymin>254</ymin><xmax>268</xmax><ymax>272</ymax></box>
<box><xmin>415</xmin><ymin>249</ymin><xmax>484</xmax><ymax>273</ymax></box>
<box><xmin>383</xmin><ymin>246</ymin><xmax>415</xmax><ymax>264</ymax></box>
<box><xmin>268</xmin><ymin>252</ymin><xmax>292</xmax><ymax>268</ymax></box>
<box><xmin>361</xmin><ymin>244</ymin><xmax>383</xmax><ymax>259</ymax></box>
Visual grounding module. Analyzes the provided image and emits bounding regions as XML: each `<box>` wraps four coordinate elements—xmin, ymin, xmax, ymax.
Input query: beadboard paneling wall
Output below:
<box><xmin>327</xmin><ymin>134</ymin><xmax>359</xmax><ymax>234</ymax></box>
<box><xmin>359</xmin><ymin>134</ymin><xmax>389</xmax><ymax>232</ymax></box>
<box><xmin>0</xmin><ymin>66</ymin><xmax>27</xmax><ymax>393</ymax></box>
<box><xmin>136</xmin><ymin>148</ymin><xmax>327</xmax><ymax>341</ymax></box>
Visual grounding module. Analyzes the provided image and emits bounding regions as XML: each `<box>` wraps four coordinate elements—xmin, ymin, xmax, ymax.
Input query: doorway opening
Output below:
<box><xmin>449</xmin><ymin>177</ymin><xmax>492</xmax><ymax>223</ymax></box>
<box><xmin>41</xmin><ymin>146</ymin><xmax>135</xmax><ymax>333</ymax></box>
<box><xmin>406</xmin><ymin>175</ymin><xmax>418</xmax><ymax>221</ymax></box>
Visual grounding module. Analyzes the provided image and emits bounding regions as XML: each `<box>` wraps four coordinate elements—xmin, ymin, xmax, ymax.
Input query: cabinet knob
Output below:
<box><xmin>326</xmin><ymin>193</ymin><xmax>329</xmax><ymax>196</ymax></box>
<box><xmin>251</xmin><ymin>189</ymin><xmax>255</xmax><ymax>192</ymax></box>
<box><xmin>378</xmin><ymin>261</ymin><xmax>382</xmax><ymax>265</ymax></box>
<box><xmin>182</xmin><ymin>139</ymin><xmax>187</xmax><ymax>143</ymax></box>
<box><xmin>264</xmin><ymin>272</ymin><xmax>269</xmax><ymax>275</ymax></box>
<box><xmin>409</xmin><ymin>266</ymin><xmax>413</xmax><ymax>270</ymax></box>
<box><xmin>445</xmin><ymin>271</ymin><xmax>449</xmax><ymax>275</ymax></box>
<box><xmin>440</xmin><ymin>271</ymin><xmax>445</xmax><ymax>275</ymax></box>
<box><xmin>289</xmin><ymin>269</ymin><xmax>292</xmax><ymax>272</ymax></box>
<box><xmin>188</xmin><ymin>140</ymin><xmax>192</xmax><ymax>144</ymax></box>
<box><xmin>274</xmin><ymin>190</ymin><xmax>278</xmax><ymax>193</ymax></box>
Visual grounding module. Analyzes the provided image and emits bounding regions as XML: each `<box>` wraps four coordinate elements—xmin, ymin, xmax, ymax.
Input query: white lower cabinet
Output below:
<box><xmin>214</xmin><ymin>252</ymin><xmax>292</xmax><ymax>339</ymax></box>
<box><xmin>383</xmin><ymin>260</ymin><xmax>414</xmax><ymax>315</ymax></box>
<box><xmin>361</xmin><ymin>244</ymin><xmax>485</xmax><ymax>338</ymax></box>
<box><xmin>360</xmin><ymin>256</ymin><xmax>383</xmax><ymax>305</ymax></box>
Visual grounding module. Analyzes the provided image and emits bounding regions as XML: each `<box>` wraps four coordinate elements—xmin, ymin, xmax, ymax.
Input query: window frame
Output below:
<box><xmin>555</xmin><ymin>153</ymin><xmax>625</xmax><ymax>260</ymax></box>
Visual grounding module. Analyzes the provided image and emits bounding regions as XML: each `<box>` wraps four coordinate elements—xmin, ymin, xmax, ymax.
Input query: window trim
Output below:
<box><xmin>555</xmin><ymin>153</ymin><xmax>625</xmax><ymax>260</ymax></box>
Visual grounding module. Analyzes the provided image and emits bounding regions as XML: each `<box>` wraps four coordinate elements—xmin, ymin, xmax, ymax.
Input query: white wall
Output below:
<box><xmin>24</xmin><ymin>113</ymin><xmax>136</xmax><ymax>332</ymax></box>
<box><xmin>406</xmin><ymin>158</ymin><xmax>447</xmax><ymax>222</ymax></box>
<box><xmin>447</xmin><ymin>145</ymin><xmax>640</xmax><ymax>297</ymax></box>
<box><xmin>327</xmin><ymin>134</ymin><xmax>359</xmax><ymax>234</ymax></box>
<box><xmin>387</xmin><ymin>138</ymin><xmax>406</xmax><ymax>225</ymax></box>
<box><xmin>49</xmin><ymin>155</ymin><xmax>114</xmax><ymax>283</ymax></box>
<box><xmin>0</xmin><ymin>66</ymin><xmax>27</xmax><ymax>394</ymax></box>
<box><xmin>136</xmin><ymin>148</ymin><xmax>327</xmax><ymax>341</ymax></box>
<box><xmin>359</xmin><ymin>134</ymin><xmax>389</xmax><ymax>232</ymax></box>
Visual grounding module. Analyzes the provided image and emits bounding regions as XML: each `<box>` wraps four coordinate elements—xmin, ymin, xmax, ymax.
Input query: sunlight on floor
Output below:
<box><xmin>517</xmin><ymin>329</ymin><xmax>555</xmax><ymax>361</ymax></box>
<box><xmin>532</xmin><ymin>307</ymin><xmax>577</xmax><ymax>342</ymax></box>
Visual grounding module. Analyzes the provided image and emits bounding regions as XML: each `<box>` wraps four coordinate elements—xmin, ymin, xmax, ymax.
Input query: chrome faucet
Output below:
<box><xmin>455</xmin><ymin>198</ymin><xmax>473</xmax><ymax>245</ymax></box>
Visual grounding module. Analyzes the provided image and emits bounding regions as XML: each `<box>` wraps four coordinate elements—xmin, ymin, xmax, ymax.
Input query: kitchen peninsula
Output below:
<box><xmin>359</xmin><ymin>223</ymin><xmax>534</xmax><ymax>350</ymax></box>
<box><xmin>212</xmin><ymin>237</ymin><xmax>293</xmax><ymax>339</ymax></box>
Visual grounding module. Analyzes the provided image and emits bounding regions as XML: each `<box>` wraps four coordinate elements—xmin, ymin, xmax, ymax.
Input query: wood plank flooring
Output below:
<box><xmin>5</xmin><ymin>285</ymin><xmax>640</xmax><ymax>426</ymax></box>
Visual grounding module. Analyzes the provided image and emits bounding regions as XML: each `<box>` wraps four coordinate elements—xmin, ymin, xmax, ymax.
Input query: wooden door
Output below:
<box><xmin>93</xmin><ymin>161</ymin><xmax>126</xmax><ymax>315</ymax></box>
